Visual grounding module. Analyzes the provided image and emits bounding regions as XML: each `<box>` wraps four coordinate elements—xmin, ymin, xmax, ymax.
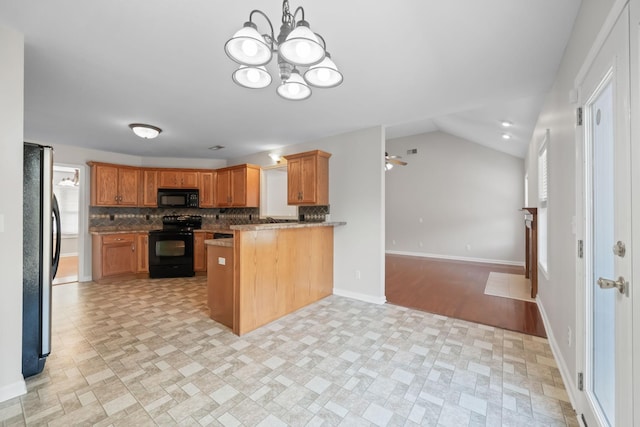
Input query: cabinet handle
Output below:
<box><xmin>132</xmin><ymin>244</ymin><xmax>135</xmax><ymax>252</ymax></box>
<box><xmin>115</xmin><ymin>238</ymin><xmax>123</xmax><ymax>241</ymax></box>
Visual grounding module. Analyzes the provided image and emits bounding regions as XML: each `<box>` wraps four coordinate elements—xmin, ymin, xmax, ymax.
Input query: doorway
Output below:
<box><xmin>52</xmin><ymin>165</ymin><xmax>80</xmax><ymax>284</ymax></box>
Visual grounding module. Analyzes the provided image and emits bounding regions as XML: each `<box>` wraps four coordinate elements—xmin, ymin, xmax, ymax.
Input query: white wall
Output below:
<box><xmin>0</xmin><ymin>25</ymin><xmax>27</xmax><ymax>402</ymax></box>
<box><xmin>524</xmin><ymin>0</ymin><xmax>617</xmax><ymax>403</ymax></box>
<box><xmin>386</xmin><ymin>131</ymin><xmax>525</xmax><ymax>265</ymax></box>
<box><xmin>230</xmin><ymin>127</ymin><xmax>387</xmax><ymax>304</ymax></box>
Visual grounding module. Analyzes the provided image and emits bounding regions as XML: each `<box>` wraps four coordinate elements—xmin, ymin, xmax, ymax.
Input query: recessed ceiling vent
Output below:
<box><xmin>407</xmin><ymin>148</ymin><xmax>418</xmax><ymax>155</ymax></box>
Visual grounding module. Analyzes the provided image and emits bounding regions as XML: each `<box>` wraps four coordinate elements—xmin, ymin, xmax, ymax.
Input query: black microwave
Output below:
<box><xmin>157</xmin><ymin>188</ymin><xmax>199</xmax><ymax>208</ymax></box>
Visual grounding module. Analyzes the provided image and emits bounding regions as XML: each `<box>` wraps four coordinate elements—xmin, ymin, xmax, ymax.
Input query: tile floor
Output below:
<box><xmin>483</xmin><ymin>273</ymin><xmax>536</xmax><ymax>303</ymax></box>
<box><xmin>1</xmin><ymin>277</ymin><xmax>577</xmax><ymax>426</ymax></box>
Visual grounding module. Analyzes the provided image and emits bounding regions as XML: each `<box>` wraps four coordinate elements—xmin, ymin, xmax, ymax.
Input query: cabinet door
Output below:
<box><xmin>102</xmin><ymin>235</ymin><xmax>136</xmax><ymax>276</ymax></box>
<box><xmin>137</xmin><ymin>233</ymin><xmax>149</xmax><ymax>273</ymax></box>
<box><xmin>142</xmin><ymin>170</ymin><xmax>158</xmax><ymax>207</ymax></box>
<box><xmin>182</xmin><ymin>171</ymin><xmax>199</xmax><ymax>188</ymax></box>
<box><xmin>287</xmin><ymin>157</ymin><xmax>302</xmax><ymax>204</ymax></box>
<box><xmin>199</xmin><ymin>172</ymin><xmax>215</xmax><ymax>208</ymax></box>
<box><xmin>118</xmin><ymin>168</ymin><xmax>139</xmax><ymax>206</ymax></box>
<box><xmin>194</xmin><ymin>232</ymin><xmax>206</xmax><ymax>272</ymax></box>
<box><xmin>215</xmin><ymin>170</ymin><xmax>231</xmax><ymax>206</ymax></box>
<box><xmin>159</xmin><ymin>170</ymin><xmax>180</xmax><ymax>188</ymax></box>
<box><xmin>299</xmin><ymin>155</ymin><xmax>318</xmax><ymax>204</ymax></box>
<box><xmin>230</xmin><ymin>167</ymin><xmax>247</xmax><ymax>206</ymax></box>
<box><xmin>94</xmin><ymin>164</ymin><xmax>120</xmax><ymax>206</ymax></box>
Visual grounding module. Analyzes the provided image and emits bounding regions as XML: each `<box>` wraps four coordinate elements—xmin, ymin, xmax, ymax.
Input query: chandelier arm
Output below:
<box><xmin>292</xmin><ymin>6</ymin><xmax>305</xmax><ymax>23</ymax></box>
<box><xmin>249</xmin><ymin>9</ymin><xmax>276</xmax><ymax>50</ymax></box>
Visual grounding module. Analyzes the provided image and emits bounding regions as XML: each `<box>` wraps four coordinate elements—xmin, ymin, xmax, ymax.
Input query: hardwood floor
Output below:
<box><xmin>53</xmin><ymin>255</ymin><xmax>78</xmax><ymax>285</ymax></box>
<box><xmin>385</xmin><ymin>254</ymin><xmax>547</xmax><ymax>337</ymax></box>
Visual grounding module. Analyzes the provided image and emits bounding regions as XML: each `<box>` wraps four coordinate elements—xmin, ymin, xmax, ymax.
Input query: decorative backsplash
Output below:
<box><xmin>89</xmin><ymin>205</ymin><xmax>329</xmax><ymax>229</ymax></box>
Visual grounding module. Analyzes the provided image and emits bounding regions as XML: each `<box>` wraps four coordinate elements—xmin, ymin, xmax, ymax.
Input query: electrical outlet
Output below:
<box><xmin>392</xmin><ymin>240</ymin><xmax>396</xmax><ymax>245</ymax></box>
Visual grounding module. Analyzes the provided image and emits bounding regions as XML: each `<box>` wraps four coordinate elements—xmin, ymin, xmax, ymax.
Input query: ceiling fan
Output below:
<box><xmin>385</xmin><ymin>152</ymin><xmax>407</xmax><ymax>170</ymax></box>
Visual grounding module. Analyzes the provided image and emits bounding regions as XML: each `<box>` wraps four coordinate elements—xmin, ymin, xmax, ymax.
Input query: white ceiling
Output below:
<box><xmin>0</xmin><ymin>0</ymin><xmax>581</xmax><ymax>160</ymax></box>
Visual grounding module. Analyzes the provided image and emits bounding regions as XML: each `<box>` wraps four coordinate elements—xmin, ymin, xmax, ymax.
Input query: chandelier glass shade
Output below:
<box><xmin>232</xmin><ymin>65</ymin><xmax>272</xmax><ymax>89</ymax></box>
<box><xmin>224</xmin><ymin>0</ymin><xmax>343</xmax><ymax>101</ymax></box>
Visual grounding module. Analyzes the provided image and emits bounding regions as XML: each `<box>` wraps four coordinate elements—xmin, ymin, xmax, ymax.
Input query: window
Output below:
<box><xmin>538</xmin><ymin>130</ymin><xmax>549</xmax><ymax>275</ymax></box>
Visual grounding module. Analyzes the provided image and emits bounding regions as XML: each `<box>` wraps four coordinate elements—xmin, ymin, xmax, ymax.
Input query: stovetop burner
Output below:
<box><xmin>161</xmin><ymin>214</ymin><xmax>202</xmax><ymax>231</ymax></box>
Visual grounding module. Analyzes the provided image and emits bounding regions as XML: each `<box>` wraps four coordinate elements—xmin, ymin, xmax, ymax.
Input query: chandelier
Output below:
<box><xmin>224</xmin><ymin>0</ymin><xmax>343</xmax><ymax>101</ymax></box>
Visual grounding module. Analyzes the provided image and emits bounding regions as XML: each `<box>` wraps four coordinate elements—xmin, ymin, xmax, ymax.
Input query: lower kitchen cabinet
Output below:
<box><xmin>194</xmin><ymin>231</ymin><xmax>213</xmax><ymax>272</ymax></box>
<box><xmin>207</xmin><ymin>243</ymin><xmax>234</xmax><ymax>329</ymax></box>
<box><xmin>92</xmin><ymin>233</ymin><xmax>138</xmax><ymax>280</ymax></box>
<box><xmin>137</xmin><ymin>233</ymin><xmax>149</xmax><ymax>273</ymax></box>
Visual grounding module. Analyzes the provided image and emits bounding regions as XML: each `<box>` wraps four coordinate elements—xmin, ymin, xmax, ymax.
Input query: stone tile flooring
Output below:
<box><xmin>0</xmin><ymin>277</ymin><xmax>577</xmax><ymax>426</ymax></box>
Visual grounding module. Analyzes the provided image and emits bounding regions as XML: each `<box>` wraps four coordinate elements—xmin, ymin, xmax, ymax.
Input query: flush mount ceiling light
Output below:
<box><xmin>224</xmin><ymin>0</ymin><xmax>343</xmax><ymax>101</ymax></box>
<box><xmin>500</xmin><ymin>120</ymin><xmax>513</xmax><ymax>128</ymax></box>
<box><xmin>502</xmin><ymin>133</ymin><xmax>512</xmax><ymax>140</ymax></box>
<box><xmin>129</xmin><ymin>123</ymin><xmax>162</xmax><ymax>139</ymax></box>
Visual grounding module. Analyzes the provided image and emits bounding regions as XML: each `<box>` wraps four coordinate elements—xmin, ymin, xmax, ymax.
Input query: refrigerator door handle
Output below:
<box><xmin>52</xmin><ymin>194</ymin><xmax>61</xmax><ymax>279</ymax></box>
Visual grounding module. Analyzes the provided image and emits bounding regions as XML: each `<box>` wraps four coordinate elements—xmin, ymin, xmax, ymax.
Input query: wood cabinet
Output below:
<box><xmin>158</xmin><ymin>170</ymin><xmax>199</xmax><ymax>188</ymax></box>
<box><xmin>137</xmin><ymin>233</ymin><xmax>149</xmax><ymax>273</ymax></box>
<box><xmin>199</xmin><ymin>171</ymin><xmax>215</xmax><ymax>208</ymax></box>
<box><xmin>214</xmin><ymin>164</ymin><xmax>260</xmax><ymax>207</ymax></box>
<box><xmin>207</xmin><ymin>243</ymin><xmax>234</xmax><ymax>329</ymax></box>
<box><xmin>194</xmin><ymin>231</ymin><xmax>213</xmax><ymax>272</ymax></box>
<box><xmin>283</xmin><ymin>150</ymin><xmax>331</xmax><ymax>205</ymax></box>
<box><xmin>91</xmin><ymin>233</ymin><xmax>138</xmax><ymax>280</ymax></box>
<box><xmin>88</xmin><ymin>162</ymin><xmax>139</xmax><ymax>206</ymax></box>
<box><xmin>141</xmin><ymin>169</ymin><xmax>158</xmax><ymax>207</ymax></box>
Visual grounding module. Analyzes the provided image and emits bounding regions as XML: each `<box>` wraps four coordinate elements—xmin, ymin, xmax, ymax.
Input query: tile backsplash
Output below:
<box><xmin>89</xmin><ymin>205</ymin><xmax>329</xmax><ymax>229</ymax></box>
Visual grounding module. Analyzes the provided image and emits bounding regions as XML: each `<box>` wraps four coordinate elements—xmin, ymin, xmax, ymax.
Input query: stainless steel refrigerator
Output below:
<box><xmin>23</xmin><ymin>142</ymin><xmax>61</xmax><ymax>377</ymax></box>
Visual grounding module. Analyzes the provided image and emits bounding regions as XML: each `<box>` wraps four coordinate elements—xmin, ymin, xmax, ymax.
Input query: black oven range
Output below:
<box><xmin>148</xmin><ymin>215</ymin><xmax>202</xmax><ymax>279</ymax></box>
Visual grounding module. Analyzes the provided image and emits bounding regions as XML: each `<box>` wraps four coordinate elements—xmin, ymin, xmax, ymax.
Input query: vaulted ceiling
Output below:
<box><xmin>0</xmin><ymin>0</ymin><xmax>581</xmax><ymax>159</ymax></box>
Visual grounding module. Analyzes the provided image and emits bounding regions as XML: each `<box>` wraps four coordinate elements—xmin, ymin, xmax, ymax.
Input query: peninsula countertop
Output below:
<box><xmin>229</xmin><ymin>221</ymin><xmax>346</xmax><ymax>231</ymax></box>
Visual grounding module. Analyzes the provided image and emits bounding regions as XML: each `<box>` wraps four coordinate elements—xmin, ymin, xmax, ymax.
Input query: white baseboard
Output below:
<box><xmin>536</xmin><ymin>296</ymin><xmax>578</xmax><ymax>412</ymax></box>
<box><xmin>385</xmin><ymin>250</ymin><xmax>525</xmax><ymax>267</ymax></box>
<box><xmin>333</xmin><ymin>288</ymin><xmax>386</xmax><ymax>305</ymax></box>
<box><xmin>0</xmin><ymin>379</ymin><xmax>26</xmax><ymax>403</ymax></box>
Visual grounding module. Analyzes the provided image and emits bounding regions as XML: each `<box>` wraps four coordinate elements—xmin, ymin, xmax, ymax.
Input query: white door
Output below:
<box><xmin>577</xmin><ymin>4</ymin><xmax>632</xmax><ymax>427</ymax></box>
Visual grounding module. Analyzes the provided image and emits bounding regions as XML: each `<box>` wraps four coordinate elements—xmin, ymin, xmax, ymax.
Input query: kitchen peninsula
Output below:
<box><xmin>206</xmin><ymin>221</ymin><xmax>345</xmax><ymax>335</ymax></box>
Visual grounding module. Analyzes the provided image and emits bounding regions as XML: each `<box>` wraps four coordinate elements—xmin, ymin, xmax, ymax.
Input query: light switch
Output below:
<box><xmin>218</xmin><ymin>257</ymin><xmax>226</xmax><ymax>265</ymax></box>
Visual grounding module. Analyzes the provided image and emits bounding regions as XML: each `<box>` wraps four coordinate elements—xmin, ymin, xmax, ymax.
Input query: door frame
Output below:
<box><xmin>54</xmin><ymin>162</ymin><xmax>90</xmax><ymax>282</ymax></box>
<box><xmin>574</xmin><ymin>1</ymin><xmax>633</xmax><ymax>425</ymax></box>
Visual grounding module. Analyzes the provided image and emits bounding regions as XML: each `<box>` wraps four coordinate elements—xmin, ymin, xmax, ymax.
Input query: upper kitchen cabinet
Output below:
<box><xmin>141</xmin><ymin>169</ymin><xmax>158</xmax><ymax>207</ymax></box>
<box><xmin>88</xmin><ymin>162</ymin><xmax>139</xmax><ymax>206</ymax></box>
<box><xmin>199</xmin><ymin>171</ymin><xmax>215</xmax><ymax>208</ymax></box>
<box><xmin>158</xmin><ymin>170</ymin><xmax>199</xmax><ymax>189</ymax></box>
<box><xmin>215</xmin><ymin>164</ymin><xmax>260</xmax><ymax>207</ymax></box>
<box><xmin>283</xmin><ymin>150</ymin><xmax>331</xmax><ymax>205</ymax></box>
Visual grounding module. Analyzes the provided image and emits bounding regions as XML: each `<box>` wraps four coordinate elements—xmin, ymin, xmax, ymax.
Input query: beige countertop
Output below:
<box><xmin>230</xmin><ymin>221</ymin><xmax>346</xmax><ymax>231</ymax></box>
<box><xmin>90</xmin><ymin>227</ymin><xmax>235</xmax><ymax>235</ymax></box>
<box><xmin>89</xmin><ymin>223</ymin><xmax>346</xmax><ymax>234</ymax></box>
<box><xmin>204</xmin><ymin>238</ymin><xmax>233</xmax><ymax>248</ymax></box>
